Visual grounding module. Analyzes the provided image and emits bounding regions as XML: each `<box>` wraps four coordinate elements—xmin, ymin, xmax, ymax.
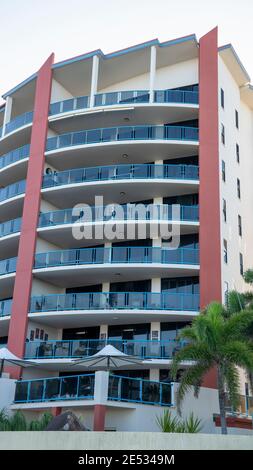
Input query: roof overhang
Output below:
<box><xmin>2</xmin><ymin>34</ymin><xmax>198</xmax><ymax>100</ymax></box>
<box><xmin>218</xmin><ymin>44</ymin><xmax>250</xmax><ymax>87</ymax></box>
<box><xmin>240</xmin><ymin>84</ymin><xmax>253</xmax><ymax>109</ymax></box>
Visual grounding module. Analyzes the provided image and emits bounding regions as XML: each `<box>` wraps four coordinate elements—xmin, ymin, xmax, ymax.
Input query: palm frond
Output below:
<box><xmin>175</xmin><ymin>363</ymin><xmax>212</xmax><ymax>415</ymax></box>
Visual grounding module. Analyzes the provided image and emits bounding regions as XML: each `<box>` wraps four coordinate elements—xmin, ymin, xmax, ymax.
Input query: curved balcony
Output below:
<box><xmin>0</xmin><ymin>256</ymin><xmax>16</xmax><ymax>298</ymax></box>
<box><xmin>0</xmin><ymin>217</ymin><xmax>22</xmax><ymax>258</ymax></box>
<box><xmin>49</xmin><ymin>89</ymin><xmax>198</xmax><ymax>118</ymax></box>
<box><xmin>0</xmin><ymin>217</ymin><xmax>22</xmax><ymax>239</ymax></box>
<box><xmin>0</xmin><ymin>179</ymin><xmax>25</xmax><ymax>220</ymax></box>
<box><xmin>14</xmin><ymin>373</ymin><xmax>95</xmax><ymax>404</ymax></box>
<box><xmin>34</xmin><ymin>246</ymin><xmax>199</xmax><ymax>269</ymax></box>
<box><xmin>24</xmin><ymin>338</ymin><xmax>187</xmax><ymax>360</ymax></box>
<box><xmin>30</xmin><ymin>291</ymin><xmax>199</xmax><ymax>315</ymax></box>
<box><xmin>37</xmin><ymin>204</ymin><xmax>199</xmax><ymax>247</ymax></box>
<box><xmin>4</xmin><ymin>111</ymin><xmax>33</xmax><ymax>136</ymax></box>
<box><xmin>45</xmin><ymin>125</ymin><xmax>199</xmax><ymax>169</ymax></box>
<box><xmin>14</xmin><ymin>373</ymin><xmax>173</xmax><ymax>407</ymax></box>
<box><xmin>0</xmin><ymin>257</ymin><xmax>17</xmax><ymax>276</ymax></box>
<box><xmin>41</xmin><ymin>163</ymin><xmax>199</xmax><ymax>207</ymax></box>
<box><xmin>46</xmin><ymin>125</ymin><xmax>198</xmax><ymax>152</ymax></box>
<box><xmin>0</xmin><ymin>144</ymin><xmax>29</xmax><ymax>185</ymax></box>
<box><xmin>48</xmin><ymin>89</ymin><xmax>198</xmax><ymax>132</ymax></box>
<box><xmin>0</xmin><ymin>298</ymin><xmax>12</xmax><ymax>317</ymax></box>
<box><xmin>33</xmin><ymin>246</ymin><xmax>199</xmax><ymax>289</ymax></box>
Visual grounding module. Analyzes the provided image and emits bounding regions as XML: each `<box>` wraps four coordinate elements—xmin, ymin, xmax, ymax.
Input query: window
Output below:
<box><xmin>223</xmin><ymin>239</ymin><xmax>228</xmax><ymax>264</ymax></box>
<box><xmin>221</xmin><ymin>124</ymin><xmax>225</xmax><ymax>144</ymax></box>
<box><xmin>236</xmin><ymin>143</ymin><xmax>240</xmax><ymax>163</ymax></box>
<box><xmin>238</xmin><ymin>215</ymin><xmax>242</xmax><ymax>236</ymax></box>
<box><xmin>239</xmin><ymin>253</ymin><xmax>243</xmax><ymax>275</ymax></box>
<box><xmin>237</xmin><ymin>178</ymin><xmax>241</xmax><ymax>199</ymax></box>
<box><xmin>223</xmin><ymin>199</ymin><xmax>227</xmax><ymax>222</ymax></box>
<box><xmin>224</xmin><ymin>281</ymin><xmax>229</xmax><ymax>306</ymax></box>
<box><xmin>221</xmin><ymin>88</ymin><xmax>225</xmax><ymax>108</ymax></box>
<box><xmin>222</xmin><ymin>160</ymin><xmax>226</xmax><ymax>182</ymax></box>
<box><xmin>235</xmin><ymin>109</ymin><xmax>239</xmax><ymax>129</ymax></box>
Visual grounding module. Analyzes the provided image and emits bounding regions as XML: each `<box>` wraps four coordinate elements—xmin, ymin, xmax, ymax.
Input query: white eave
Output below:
<box><xmin>218</xmin><ymin>44</ymin><xmax>250</xmax><ymax>87</ymax></box>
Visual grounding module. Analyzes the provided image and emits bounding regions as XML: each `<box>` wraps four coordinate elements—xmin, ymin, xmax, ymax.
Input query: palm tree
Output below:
<box><xmin>171</xmin><ymin>302</ymin><xmax>253</xmax><ymax>434</ymax></box>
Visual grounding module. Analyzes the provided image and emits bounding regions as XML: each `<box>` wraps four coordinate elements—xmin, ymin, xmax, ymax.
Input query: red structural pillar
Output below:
<box><xmin>199</xmin><ymin>28</ymin><xmax>220</xmax><ymax>389</ymax></box>
<box><xmin>7</xmin><ymin>54</ymin><xmax>54</xmax><ymax>378</ymax></box>
<box><xmin>93</xmin><ymin>405</ymin><xmax>106</xmax><ymax>431</ymax></box>
<box><xmin>51</xmin><ymin>407</ymin><xmax>62</xmax><ymax>417</ymax></box>
<box><xmin>199</xmin><ymin>27</ymin><xmax>221</xmax><ymax>309</ymax></box>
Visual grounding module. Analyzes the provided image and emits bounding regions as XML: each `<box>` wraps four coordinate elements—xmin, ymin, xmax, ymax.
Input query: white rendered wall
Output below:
<box><xmin>50</xmin><ymin>79</ymin><xmax>73</xmax><ymax>103</ymax></box>
<box><xmin>155</xmin><ymin>59</ymin><xmax>198</xmax><ymax>90</ymax></box>
<box><xmin>99</xmin><ymin>58</ymin><xmax>198</xmax><ymax>94</ymax></box>
<box><xmin>31</xmin><ymin>278</ymin><xmax>65</xmax><ymax>296</ymax></box>
<box><xmin>218</xmin><ymin>55</ymin><xmax>252</xmax><ymax>299</ymax></box>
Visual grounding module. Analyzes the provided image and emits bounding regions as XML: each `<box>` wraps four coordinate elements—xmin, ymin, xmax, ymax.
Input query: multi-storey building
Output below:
<box><xmin>0</xmin><ymin>27</ymin><xmax>253</xmax><ymax>432</ymax></box>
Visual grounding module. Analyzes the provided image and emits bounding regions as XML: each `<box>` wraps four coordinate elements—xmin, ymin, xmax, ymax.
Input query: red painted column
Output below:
<box><xmin>7</xmin><ymin>54</ymin><xmax>54</xmax><ymax>378</ymax></box>
<box><xmin>199</xmin><ymin>27</ymin><xmax>221</xmax><ymax>309</ymax></box>
<box><xmin>199</xmin><ymin>28</ymin><xmax>220</xmax><ymax>389</ymax></box>
<box><xmin>51</xmin><ymin>407</ymin><xmax>62</xmax><ymax>417</ymax></box>
<box><xmin>93</xmin><ymin>405</ymin><xmax>106</xmax><ymax>431</ymax></box>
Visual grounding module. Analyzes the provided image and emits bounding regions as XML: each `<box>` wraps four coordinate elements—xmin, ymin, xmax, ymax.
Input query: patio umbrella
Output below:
<box><xmin>71</xmin><ymin>344</ymin><xmax>151</xmax><ymax>370</ymax></box>
<box><xmin>0</xmin><ymin>347</ymin><xmax>36</xmax><ymax>378</ymax></box>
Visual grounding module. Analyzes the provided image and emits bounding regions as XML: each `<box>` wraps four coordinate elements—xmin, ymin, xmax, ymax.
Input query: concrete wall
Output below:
<box><xmin>0</xmin><ymin>431</ymin><xmax>252</xmax><ymax>450</ymax></box>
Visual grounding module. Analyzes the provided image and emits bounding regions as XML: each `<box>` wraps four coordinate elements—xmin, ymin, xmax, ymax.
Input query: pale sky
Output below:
<box><xmin>1</xmin><ymin>0</ymin><xmax>253</xmax><ymax>104</ymax></box>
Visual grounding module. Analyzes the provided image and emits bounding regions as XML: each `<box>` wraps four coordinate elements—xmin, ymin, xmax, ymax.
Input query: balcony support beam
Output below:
<box><xmin>149</xmin><ymin>46</ymin><xmax>157</xmax><ymax>103</ymax></box>
<box><xmin>3</xmin><ymin>96</ymin><xmax>12</xmax><ymax>136</ymax></box>
<box><xmin>90</xmin><ymin>55</ymin><xmax>99</xmax><ymax>108</ymax></box>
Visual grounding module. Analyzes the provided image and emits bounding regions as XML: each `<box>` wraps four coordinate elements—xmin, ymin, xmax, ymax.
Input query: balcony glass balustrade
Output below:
<box><xmin>0</xmin><ymin>298</ymin><xmax>12</xmax><ymax>317</ymax></box>
<box><xmin>30</xmin><ymin>291</ymin><xmax>199</xmax><ymax>314</ymax></box>
<box><xmin>24</xmin><ymin>338</ymin><xmax>187</xmax><ymax>360</ymax></box>
<box><xmin>154</xmin><ymin>89</ymin><xmax>198</xmax><ymax>104</ymax></box>
<box><xmin>38</xmin><ymin>204</ymin><xmax>199</xmax><ymax>228</ymax></box>
<box><xmin>42</xmin><ymin>163</ymin><xmax>199</xmax><ymax>189</ymax></box>
<box><xmin>0</xmin><ymin>144</ymin><xmax>30</xmax><ymax>171</ymax></box>
<box><xmin>49</xmin><ymin>96</ymin><xmax>90</xmax><ymax>116</ymax></box>
<box><xmin>48</xmin><ymin>88</ymin><xmax>199</xmax><ymax>117</ymax></box>
<box><xmin>0</xmin><ymin>257</ymin><xmax>17</xmax><ymax>276</ymax></box>
<box><xmin>34</xmin><ymin>246</ymin><xmax>199</xmax><ymax>270</ymax></box>
<box><xmin>5</xmin><ymin>111</ymin><xmax>33</xmax><ymax>135</ymax></box>
<box><xmin>14</xmin><ymin>373</ymin><xmax>95</xmax><ymax>403</ymax></box>
<box><xmin>0</xmin><ymin>217</ymin><xmax>22</xmax><ymax>238</ymax></box>
<box><xmin>14</xmin><ymin>373</ymin><xmax>172</xmax><ymax>407</ymax></box>
<box><xmin>108</xmin><ymin>375</ymin><xmax>173</xmax><ymax>406</ymax></box>
<box><xmin>46</xmin><ymin>125</ymin><xmax>199</xmax><ymax>152</ymax></box>
<box><xmin>0</xmin><ymin>179</ymin><xmax>26</xmax><ymax>203</ymax></box>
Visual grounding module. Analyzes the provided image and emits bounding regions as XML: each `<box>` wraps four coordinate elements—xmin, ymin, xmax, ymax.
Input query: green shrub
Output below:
<box><xmin>156</xmin><ymin>409</ymin><xmax>202</xmax><ymax>433</ymax></box>
<box><xmin>0</xmin><ymin>409</ymin><xmax>53</xmax><ymax>431</ymax></box>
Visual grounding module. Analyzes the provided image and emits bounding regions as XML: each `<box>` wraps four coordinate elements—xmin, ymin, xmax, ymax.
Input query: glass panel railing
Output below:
<box><xmin>46</xmin><ymin>125</ymin><xmax>199</xmax><ymax>152</ymax></box>
<box><xmin>42</xmin><ymin>163</ymin><xmax>199</xmax><ymax>189</ymax></box>
<box><xmin>24</xmin><ymin>338</ymin><xmax>186</xmax><ymax>359</ymax></box>
<box><xmin>0</xmin><ymin>217</ymin><xmax>22</xmax><ymax>238</ymax></box>
<box><xmin>38</xmin><ymin>204</ymin><xmax>199</xmax><ymax>228</ymax></box>
<box><xmin>154</xmin><ymin>89</ymin><xmax>198</xmax><ymax>105</ymax></box>
<box><xmin>49</xmin><ymin>95</ymin><xmax>90</xmax><ymax>116</ymax></box>
<box><xmin>0</xmin><ymin>144</ymin><xmax>30</xmax><ymax>171</ymax></box>
<box><xmin>0</xmin><ymin>257</ymin><xmax>17</xmax><ymax>276</ymax></box>
<box><xmin>29</xmin><ymin>291</ymin><xmax>199</xmax><ymax>314</ymax></box>
<box><xmin>94</xmin><ymin>90</ymin><xmax>150</xmax><ymax>106</ymax></box>
<box><xmin>5</xmin><ymin>111</ymin><xmax>33</xmax><ymax>135</ymax></box>
<box><xmin>108</xmin><ymin>375</ymin><xmax>173</xmax><ymax>406</ymax></box>
<box><xmin>14</xmin><ymin>373</ymin><xmax>95</xmax><ymax>403</ymax></box>
<box><xmin>49</xmin><ymin>88</ymin><xmax>198</xmax><ymax>116</ymax></box>
<box><xmin>33</xmin><ymin>246</ymin><xmax>199</xmax><ymax>270</ymax></box>
<box><xmin>0</xmin><ymin>179</ymin><xmax>26</xmax><ymax>202</ymax></box>
<box><xmin>0</xmin><ymin>298</ymin><xmax>12</xmax><ymax>317</ymax></box>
